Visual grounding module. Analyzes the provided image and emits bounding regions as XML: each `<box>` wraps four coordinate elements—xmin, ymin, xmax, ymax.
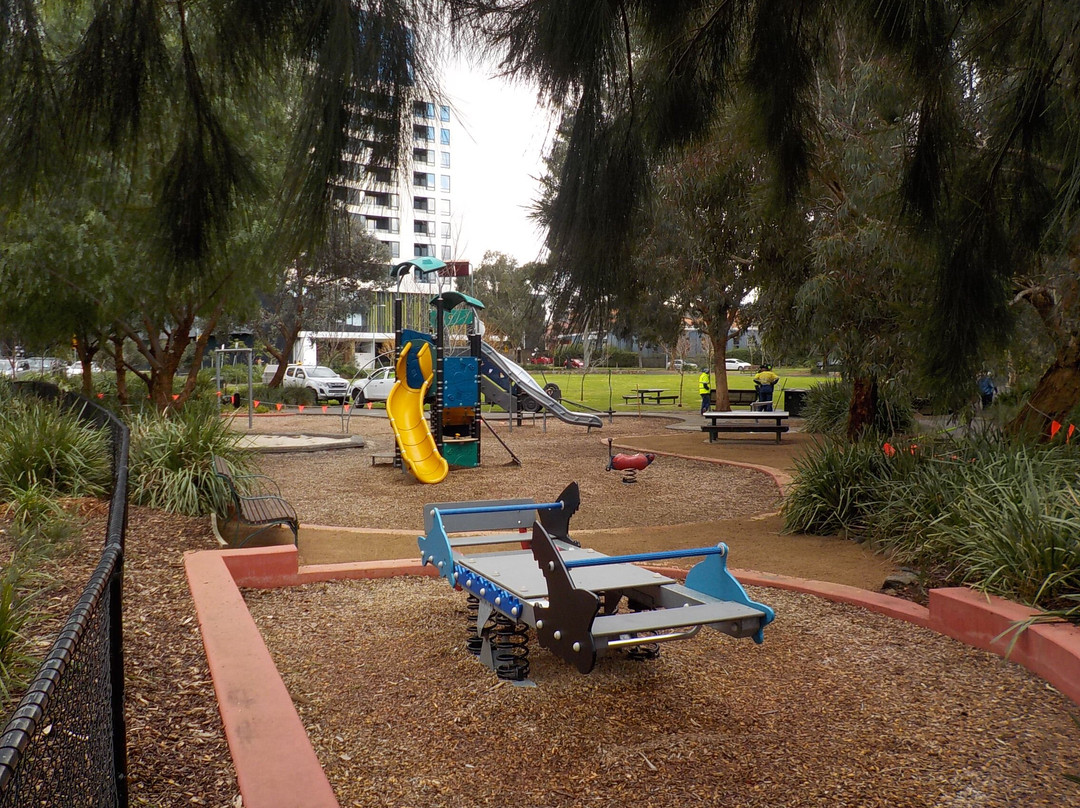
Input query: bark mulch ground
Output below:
<box><xmin>4</xmin><ymin>412</ymin><xmax>1079</xmax><ymax>806</ymax></box>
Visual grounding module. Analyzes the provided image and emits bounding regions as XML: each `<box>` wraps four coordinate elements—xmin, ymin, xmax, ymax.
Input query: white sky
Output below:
<box><xmin>442</xmin><ymin>56</ymin><xmax>555</xmax><ymax>267</ymax></box>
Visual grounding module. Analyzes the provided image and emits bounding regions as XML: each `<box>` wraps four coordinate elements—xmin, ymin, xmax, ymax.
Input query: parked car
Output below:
<box><xmin>725</xmin><ymin>358</ymin><xmax>752</xmax><ymax>371</ymax></box>
<box><xmin>268</xmin><ymin>364</ymin><xmax>350</xmax><ymax>403</ymax></box>
<box><xmin>670</xmin><ymin>359</ymin><xmax>698</xmax><ymax>371</ymax></box>
<box><xmin>530</xmin><ymin>355</ymin><xmax>553</xmax><ymax>365</ymax></box>
<box><xmin>563</xmin><ymin>357</ymin><xmax>584</xmax><ymax>369</ymax></box>
<box><xmin>350</xmin><ymin>366</ymin><xmax>396</xmax><ymax>403</ymax></box>
<box><xmin>65</xmin><ymin>361</ymin><xmax>104</xmax><ymax>377</ymax></box>
<box><xmin>15</xmin><ymin>357</ymin><xmax>67</xmax><ymax>377</ymax></box>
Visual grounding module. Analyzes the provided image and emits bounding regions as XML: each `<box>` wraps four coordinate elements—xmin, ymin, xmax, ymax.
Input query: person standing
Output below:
<box><xmin>698</xmin><ymin>368</ymin><xmax>713</xmax><ymax>415</ymax></box>
<box><xmin>978</xmin><ymin>372</ymin><xmax>996</xmax><ymax>409</ymax></box>
<box><xmin>753</xmin><ymin>364</ymin><xmax>780</xmax><ymax>411</ymax></box>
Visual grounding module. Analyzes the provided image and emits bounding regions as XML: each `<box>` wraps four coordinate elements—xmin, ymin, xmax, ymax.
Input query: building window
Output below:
<box><xmin>412</xmin><ymin>147</ymin><xmax>434</xmax><ymax>165</ymax></box>
<box><xmin>386</xmin><ymin>241</ymin><xmax>400</xmax><ymax>258</ymax></box>
<box><xmin>441</xmin><ymin>245</ymin><xmax>452</xmax><ymax>260</ymax></box>
<box><xmin>440</xmin><ymin>128</ymin><xmax>450</xmax><ymax>145</ymax></box>
<box><xmin>440</xmin><ymin>175</ymin><xmax>451</xmax><ymax>192</ymax></box>
<box><xmin>439</xmin><ymin>105</ymin><xmax>450</xmax><ymax>122</ymax></box>
<box><xmin>413</xmin><ymin>124</ymin><xmax>434</xmax><ymax>141</ymax></box>
<box><xmin>440</xmin><ymin>199</ymin><xmax>451</xmax><ymax>215</ymax></box>
<box><xmin>413</xmin><ymin>196</ymin><xmax>432</xmax><ymax>212</ymax></box>
<box><xmin>413</xmin><ymin>101</ymin><xmax>435</xmax><ymax>118</ymax></box>
<box><xmin>413</xmin><ymin>171</ymin><xmax>435</xmax><ymax>190</ymax></box>
<box><xmin>414</xmin><ymin>244</ymin><xmax>432</xmax><ymax>257</ymax></box>
<box><xmin>440</xmin><ymin>151</ymin><xmax>451</xmax><ymax>168</ymax></box>
<box><xmin>440</xmin><ymin>222</ymin><xmax>451</xmax><ymax>239</ymax></box>
<box><xmin>414</xmin><ymin>219</ymin><xmax>432</xmax><ymax>235</ymax></box>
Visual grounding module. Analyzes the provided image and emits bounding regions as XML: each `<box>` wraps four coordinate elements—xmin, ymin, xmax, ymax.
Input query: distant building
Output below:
<box><xmin>297</xmin><ymin>100</ymin><xmax>467</xmax><ymax>370</ymax></box>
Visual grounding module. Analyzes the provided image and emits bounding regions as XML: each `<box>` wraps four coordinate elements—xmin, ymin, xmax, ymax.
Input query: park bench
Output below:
<box><xmin>701</xmin><ymin>410</ymin><xmax>790</xmax><ymax>444</ymax></box>
<box><xmin>712</xmin><ymin>388</ymin><xmax>771</xmax><ymax>409</ymax></box>
<box><xmin>212</xmin><ymin>455</ymin><xmax>299</xmax><ymax>547</ymax></box>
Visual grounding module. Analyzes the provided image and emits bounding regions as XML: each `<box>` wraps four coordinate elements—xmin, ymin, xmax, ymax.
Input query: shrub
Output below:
<box><xmin>786</xmin><ymin>431</ymin><xmax>1080</xmax><ymax>610</ymax></box>
<box><xmin>803</xmin><ymin>379</ymin><xmax>914</xmax><ymax>437</ymax></box>
<box><xmin>129</xmin><ymin>399</ymin><xmax>253</xmax><ymax>515</ymax></box>
<box><xmin>0</xmin><ymin>396</ymin><xmax>111</xmax><ymax>499</ymax></box>
<box><xmin>782</xmin><ymin>438</ymin><xmax>895</xmax><ymax>536</ymax></box>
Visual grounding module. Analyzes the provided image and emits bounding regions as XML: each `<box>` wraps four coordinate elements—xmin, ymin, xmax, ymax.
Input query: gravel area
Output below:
<box><xmin>251</xmin><ymin>414</ymin><xmax>778</xmax><ymax>531</ymax></box>
<box><xmin>246</xmin><ymin>576</ymin><xmax>1080</xmax><ymax>808</ymax></box>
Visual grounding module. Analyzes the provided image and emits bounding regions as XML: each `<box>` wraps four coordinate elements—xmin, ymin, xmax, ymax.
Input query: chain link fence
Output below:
<box><xmin>0</xmin><ymin>382</ymin><xmax>128</xmax><ymax>807</ymax></box>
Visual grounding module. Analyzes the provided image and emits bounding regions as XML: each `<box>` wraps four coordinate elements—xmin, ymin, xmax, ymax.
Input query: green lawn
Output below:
<box><xmin>521</xmin><ymin>367</ymin><xmax>831</xmax><ymax>412</ymax></box>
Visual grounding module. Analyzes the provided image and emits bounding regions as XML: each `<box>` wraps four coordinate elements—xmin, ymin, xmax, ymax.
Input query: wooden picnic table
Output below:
<box><xmin>623</xmin><ymin>388</ymin><xmax>679</xmax><ymax>405</ymax></box>
<box><xmin>701</xmin><ymin>410</ymin><xmax>790</xmax><ymax>443</ymax></box>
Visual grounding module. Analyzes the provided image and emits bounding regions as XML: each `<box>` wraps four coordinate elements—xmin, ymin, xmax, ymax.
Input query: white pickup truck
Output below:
<box><xmin>263</xmin><ymin>364</ymin><xmax>350</xmax><ymax>403</ymax></box>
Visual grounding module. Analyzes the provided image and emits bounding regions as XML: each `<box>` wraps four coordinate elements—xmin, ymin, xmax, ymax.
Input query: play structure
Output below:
<box><xmin>418</xmin><ymin>483</ymin><xmax>775</xmax><ymax>681</ymax></box>
<box><xmin>383</xmin><ymin>261</ymin><xmax>602</xmax><ymax>484</ymax></box>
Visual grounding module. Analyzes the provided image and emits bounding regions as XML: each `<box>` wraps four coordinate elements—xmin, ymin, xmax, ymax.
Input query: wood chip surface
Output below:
<box><xmin>246</xmin><ymin>577</ymin><xmax>1080</xmax><ymax>808</ymax></box>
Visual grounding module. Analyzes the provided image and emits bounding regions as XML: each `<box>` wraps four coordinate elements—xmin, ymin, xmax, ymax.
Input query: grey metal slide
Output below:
<box><xmin>479</xmin><ymin>342</ymin><xmax>603</xmax><ymax>429</ymax></box>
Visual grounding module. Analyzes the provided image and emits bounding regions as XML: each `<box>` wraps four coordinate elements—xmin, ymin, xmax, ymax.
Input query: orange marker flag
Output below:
<box><xmin>321</xmin><ymin>405</ymin><xmax>328</xmax><ymax>413</ymax></box>
<box><xmin>344</xmin><ymin>404</ymin><xmax>351</xmax><ymax>413</ymax></box>
<box><xmin>276</xmin><ymin>403</ymin><xmax>283</xmax><ymax>411</ymax></box>
<box><xmin>882</xmin><ymin>442</ymin><xmax>896</xmax><ymax>457</ymax></box>
<box><xmin>1069</xmin><ymin>424</ymin><xmax>1076</xmax><ymax>444</ymax></box>
<box><xmin>297</xmin><ymin>405</ymin><xmax>305</xmax><ymax>412</ymax></box>
<box><xmin>97</xmin><ymin>393</ymin><xmax>105</xmax><ymax>399</ymax></box>
<box><xmin>216</xmin><ymin>390</ymin><xmax>223</xmax><ymax>397</ymax></box>
<box><xmin>172</xmin><ymin>394</ymin><xmax>179</xmax><ymax>400</ymax></box>
<box><xmin>1051</xmin><ymin>420</ymin><xmax>1062</xmax><ymax>438</ymax></box>
<box><xmin>253</xmin><ymin>400</ymin><xmax>260</xmax><ymax>408</ymax></box>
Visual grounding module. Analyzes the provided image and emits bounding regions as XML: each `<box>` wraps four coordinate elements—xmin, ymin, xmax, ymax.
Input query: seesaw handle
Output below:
<box><xmin>435</xmin><ymin>502</ymin><xmax>564</xmax><ymax>517</ymax></box>
<box><xmin>563</xmin><ymin>544</ymin><xmax>728</xmax><ymax>569</ymax></box>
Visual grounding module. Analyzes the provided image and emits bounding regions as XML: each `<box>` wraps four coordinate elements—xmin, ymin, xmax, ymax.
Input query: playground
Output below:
<box><xmin>208</xmin><ymin>410</ymin><xmax>1080</xmax><ymax>807</ymax></box>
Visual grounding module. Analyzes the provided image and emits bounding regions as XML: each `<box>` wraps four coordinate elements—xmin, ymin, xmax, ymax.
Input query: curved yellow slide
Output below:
<box><xmin>385</xmin><ymin>341</ymin><xmax>449</xmax><ymax>484</ymax></box>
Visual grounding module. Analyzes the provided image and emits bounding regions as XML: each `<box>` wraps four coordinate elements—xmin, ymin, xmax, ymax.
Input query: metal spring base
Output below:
<box><xmin>491</xmin><ymin>612</ymin><xmax>530</xmax><ymax>681</ymax></box>
<box><xmin>466</xmin><ymin>595</ymin><xmax>491</xmax><ymax>656</ymax></box>
<box><xmin>621</xmin><ymin>468</ymin><xmax>638</xmax><ymax>484</ymax></box>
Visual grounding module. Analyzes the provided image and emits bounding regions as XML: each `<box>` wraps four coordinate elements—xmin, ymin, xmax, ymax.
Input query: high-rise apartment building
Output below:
<box><xmin>335</xmin><ymin>99</ymin><xmax>457</xmax><ymax>264</ymax></box>
<box><xmin>297</xmin><ymin>99</ymin><xmax>465</xmax><ymax>370</ymax></box>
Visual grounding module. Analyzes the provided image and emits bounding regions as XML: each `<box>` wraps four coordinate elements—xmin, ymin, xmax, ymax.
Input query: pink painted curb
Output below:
<box><xmin>184</xmin><ymin>550</ymin><xmax>338</xmax><ymax>808</ymax></box>
<box><xmin>186</xmin><ymin>545</ymin><xmax>1080</xmax><ymax>808</ymax></box>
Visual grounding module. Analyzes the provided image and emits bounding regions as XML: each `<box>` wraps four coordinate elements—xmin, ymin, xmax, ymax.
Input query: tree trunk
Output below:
<box><xmin>1007</xmin><ymin>353</ymin><xmax>1080</xmax><ymax>440</ymax></box>
<box><xmin>847</xmin><ymin>375</ymin><xmax>879</xmax><ymax>441</ymax></box>
<box><xmin>265</xmin><ymin>323</ymin><xmax>301</xmax><ymax>387</ymax></box>
<box><xmin>73</xmin><ymin>337</ymin><xmax>99</xmax><ymax>397</ymax></box>
<box><xmin>110</xmin><ymin>335</ymin><xmax>129</xmax><ymax>407</ymax></box>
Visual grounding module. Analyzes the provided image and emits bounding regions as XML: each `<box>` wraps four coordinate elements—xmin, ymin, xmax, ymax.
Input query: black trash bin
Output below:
<box><xmin>784</xmin><ymin>388</ymin><xmax>808</xmax><ymax>417</ymax></box>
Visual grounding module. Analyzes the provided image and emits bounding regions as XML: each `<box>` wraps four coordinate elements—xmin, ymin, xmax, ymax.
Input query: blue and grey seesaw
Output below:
<box><xmin>418</xmin><ymin>482</ymin><xmax>775</xmax><ymax>680</ymax></box>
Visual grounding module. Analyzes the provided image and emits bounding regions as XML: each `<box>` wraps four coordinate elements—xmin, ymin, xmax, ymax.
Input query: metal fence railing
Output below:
<box><xmin>0</xmin><ymin>381</ymin><xmax>128</xmax><ymax>807</ymax></box>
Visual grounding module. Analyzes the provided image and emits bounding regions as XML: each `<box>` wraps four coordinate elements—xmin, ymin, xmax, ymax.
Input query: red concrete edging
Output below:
<box><xmin>186</xmin><ymin>545</ymin><xmax>1080</xmax><ymax>808</ymax></box>
<box><xmin>184</xmin><ymin>550</ymin><xmax>338</xmax><ymax>808</ymax></box>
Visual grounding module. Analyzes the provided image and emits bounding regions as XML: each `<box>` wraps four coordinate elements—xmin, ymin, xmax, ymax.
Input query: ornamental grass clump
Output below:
<box><xmin>786</xmin><ymin>432</ymin><xmax>1080</xmax><ymax>610</ymax></box>
<box><xmin>802</xmin><ymin>379</ymin><xmax>914</xmax><ymax>437</ymax></box>
<box><xmin>782</xmin><ymin>438</ymin><xmax>896</xmax><ymax>536</ymax></box>
<box><xmin>0</xmin><ymin>396</ymin><xmax>111</xmax><ymax>499</ymax></box>
<box><xmin>129</xmin><ymin>399</ymin><xmax>252</xmax><ymax>516</ymax></box>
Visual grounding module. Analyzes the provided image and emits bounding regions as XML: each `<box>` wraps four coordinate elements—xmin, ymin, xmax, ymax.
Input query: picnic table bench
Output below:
<box><xmin>712</xmin><ymin>388</ymin><xmax>774</xmax><ymax>409</ymax></box>
<box><xmin>701</xmin><ymin>410</ymin><xmax>790</xmax><ymax>443</ymax></box>
<box><xmin>623</xmin><ymin>388</ymin><xmax>679</xmax><ymax>405</ymax></box>
<box><xmin>212</xmin><ymin>455</ymin><xmax>299</xmax><ymax>546</ymax></box>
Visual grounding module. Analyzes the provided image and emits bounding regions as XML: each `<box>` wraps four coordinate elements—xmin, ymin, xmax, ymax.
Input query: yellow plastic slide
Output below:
<box><xmin>385</xmin><ymin>341</ymin><xmax>449</xmax><ymax>484</ymax></box>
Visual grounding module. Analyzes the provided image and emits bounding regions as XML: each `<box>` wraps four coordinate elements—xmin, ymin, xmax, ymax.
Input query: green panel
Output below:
<box><xmin>429</xmin><ymin>308</ymin><xmax>474</xmax><ymax>330</ymax></box>
<box><xmin>442</xmin><ymin>439</ymin><xmax>479</xmax><ymax>468</ymax></box>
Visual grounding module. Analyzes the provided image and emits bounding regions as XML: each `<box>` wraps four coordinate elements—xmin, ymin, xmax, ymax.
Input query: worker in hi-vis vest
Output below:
<box><xmin>698</xmin><ymin>368</ymin><xmax>712</xmax><ymax>416</ymax></box>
